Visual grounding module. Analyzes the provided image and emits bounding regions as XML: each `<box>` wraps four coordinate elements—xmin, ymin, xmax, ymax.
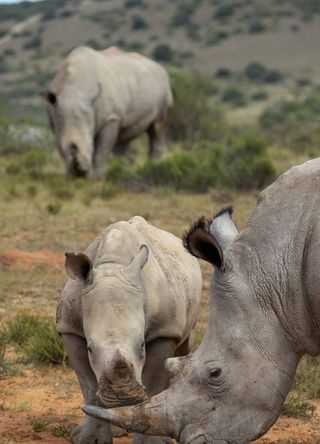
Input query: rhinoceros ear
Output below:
<box><xmin>65</xmin><ymin>252</ymin><xmax>94</xmax><ymax>283</ymax></box>
<box><xmin>125</xmin><ymin>245</ymin><xmax>149</xmax><ymax>278</ymax></box>
<box><xmin>183</xmin><ymin>206</ymin><xmax>238</xmax><ymax>270</ymax></box>
<box><xmin>40</xmin><ymin>89</ymin><xmax>57</xmax><ymax>106</ymax></box>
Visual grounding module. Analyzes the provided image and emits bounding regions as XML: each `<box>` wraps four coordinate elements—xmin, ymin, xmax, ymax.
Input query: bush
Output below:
<box><xmin>206</xmin><ymin>30</ymin><xmax>229</xmax><ymax>45</ymax></box>
<box><xmin>167</xmin><ymin>67</ymin><xmax>225</xmax><ymax>142</ymax></box>
<box><xmin>264</xmin><ymin>69</ymin><xmax>283</xmax><ymax>83</ymax></box>
<box><xmin>170</xmin><ymin>2</ymin><xmax>195</xmax><ymax>27</ymax></box>
<box><xmin>23</xmin><ymin>36</ymin><xmax>42</xmax><ymax>50</ymax></box>
<box><xmin>22</xmin><ymin>319</ymin><xmax>67</xmax><ymax>365</ymax></box>
<box><xmin>124</xmin><ymin>0</ymin><xmax>145</xmax><ymax>8</ymax></box>
<box><xmin>215</xmin><ymin>67</ymin><xmax>232</xmax><ymax>78</ymax></box>
<box><xmin>2</xmin><ymin>311</ymin><xmax>42</xmax><ymax>345</ymax></box>
<box><xmin>131</xmin><ymin>15</ymin><xmax>148</xmax><ymax>30</ymax></box>
<box><xmin>214</xmin><ymin>4</ymin><xmax>234</xmax><ymax>20</ymax></box>
<box><xmin>222</xmin><ymin>85</ymin><xmax>247</xmax><ymax>106</ymax></box>
<box><xmin>222</xmin><ymin>132</ymin><xmax>275</xmax><ymax>189</ymax></box>
<box><xmin>0</xmin><ymin>312</ymin><xmax>67</xmax><ymax>366</ymax></box>
<box><xmin>152</xmin><ymin>44</ymin><xmax>174</xmax><ymax>62</ymax></box>
<box><xmin>6</xmin><ymin>148</ymin><xmax>48</xmax><ymax>177</ymax></box>
<box><xmin>244</xmin><ymin>62</ymin><xmax>267</xmax><ymax>81</ymax></box>
<box><xmin>107</xmin><ymin>132</ymin><xmax>275</xmax><ymax>191</ymax></box>
<box><xmin>248</xmin><ymin>20</ymin><xmax>266</xmax><ymax>33</ymax></box>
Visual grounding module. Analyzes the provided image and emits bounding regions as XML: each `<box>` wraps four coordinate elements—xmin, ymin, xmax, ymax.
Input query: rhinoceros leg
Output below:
<box><xmin>92</xmin><ymin>121</ymin><xmax>119</xmax><ymax>179</ymax></box>
<box><xmin>62</xmin><ymin>333</ymin><xmax>113</xmax><ymax>444</ymax></box>
<box><xmin>133</xmin><ymin>337</ymin><xmax>177</xmax><ymax>444</ymax></box>
<box><xmin>147</xmin><ymin>120</ymin><xmax>166</xmax><ymax>159</ymax></box>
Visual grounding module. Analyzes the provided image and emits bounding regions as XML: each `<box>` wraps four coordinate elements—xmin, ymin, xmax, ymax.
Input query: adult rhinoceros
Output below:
<box><xmin>84</xmin><ymin>158</ymin><xmax>320</xmax><ymax>443</ymax></box>
<box><xmin>57</xmin><ymin>216</ymin><xmax>202</xmax><ymax>444</ymax></box>
<box><xmin>41</xmin><ymin>46</ymin><xmax>173</xmax><ymax>178</ymax></box>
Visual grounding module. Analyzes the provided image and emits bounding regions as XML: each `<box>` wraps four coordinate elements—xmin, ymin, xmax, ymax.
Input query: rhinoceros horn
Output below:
<box><xmin>83</xmin><ymin>392</ymin><xmax>176</xmax><ymax>437</ymax></box>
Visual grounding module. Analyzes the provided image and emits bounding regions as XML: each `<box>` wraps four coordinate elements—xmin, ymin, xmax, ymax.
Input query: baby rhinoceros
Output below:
<box><xmin>56</xmin><ymin>216</ymin><xmax>202</xmax><ymax>444</ymax></box>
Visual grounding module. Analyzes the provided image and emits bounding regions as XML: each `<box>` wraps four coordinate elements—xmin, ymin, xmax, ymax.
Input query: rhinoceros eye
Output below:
<box><xmin>205</xmin><ymin>367</ymin><xmax>222</xmax><ymax>385</ymax></box>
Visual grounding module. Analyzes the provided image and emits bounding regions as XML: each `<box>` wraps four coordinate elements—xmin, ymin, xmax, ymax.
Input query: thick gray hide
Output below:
<box><xmin>57</xmin><ymin>216</ymin><xmax>202</xmax><ymax>444</ymax></box>
<box><xmin>84</xmin><ymin>158</ymin><xmax>320</xmax><ymax>443</ymax></box>
<box><xmin>42</xmin><ymin>46</ymin><xmax>173</xmax><ymax>178</ymax></box>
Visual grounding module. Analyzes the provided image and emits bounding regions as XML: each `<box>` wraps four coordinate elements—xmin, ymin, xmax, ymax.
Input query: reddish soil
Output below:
<box><xmin>0</xmin><ymin>367</ymin><xmax>320</xmax><ymax>443</ymax></box>
<box><xmin>0</xmin><ymin>249</ymin><xmax>64</xmax><ymax>271</ymax></box>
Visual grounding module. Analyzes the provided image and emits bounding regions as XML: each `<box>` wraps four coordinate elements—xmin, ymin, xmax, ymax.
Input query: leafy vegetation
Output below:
<box><xmin>0</xmin><ymin>312</ymin><xmax>67</xmax><ymax>366</ymax></box>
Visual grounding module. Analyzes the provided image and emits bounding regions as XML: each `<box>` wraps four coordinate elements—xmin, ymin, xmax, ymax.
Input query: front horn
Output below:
<box><xmin>83</xmin><ymin>391</ymin><xmax>177</xmax><ymax>438</ymax></box>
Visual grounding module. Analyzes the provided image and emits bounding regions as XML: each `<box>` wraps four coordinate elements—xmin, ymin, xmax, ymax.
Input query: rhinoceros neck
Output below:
<box><xmin>232</xmin><ymin>162</ymin><xmax>320</xmax><ymax>356</ymax></box>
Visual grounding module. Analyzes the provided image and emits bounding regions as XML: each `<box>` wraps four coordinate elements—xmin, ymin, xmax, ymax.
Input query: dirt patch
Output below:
<box><xmin>0</xmin><ymin>366</ymin><xmax>319</xmax><ymax>443</ymax></box>
<box><xmin>0</xmin><ymin>249</ymin><xmax>64</xmax><ymax>271</ymax></box>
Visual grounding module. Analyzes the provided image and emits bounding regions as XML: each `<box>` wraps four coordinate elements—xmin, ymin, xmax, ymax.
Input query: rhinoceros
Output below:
<box><xmin>41</xmin><ymin>46</ymin><xmax>173</xmax><ymax>178</ymax></box>
<box><xmin>57</xmin><ymin>215</ymin><xmax>202</xmax><ymax>444</ymax></box>
<box><xmin>84</xmin><ymin>158</ymin><xmax>320</xmax><ymax>443</ymax></box>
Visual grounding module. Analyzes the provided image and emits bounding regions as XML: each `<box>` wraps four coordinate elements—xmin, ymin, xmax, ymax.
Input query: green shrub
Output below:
<box><xmin>124</xmin><ymin>0</ymin><xmax>145</xmax><ymax>8</ymax></box>
<box><xmin>22</xmin><ymin>318</ymin><xmax>67</xmax><ymax>365</ymax></box>
<box><xmin>2</xmin><ymin>311</ymin><xmax>42</xmax><ymax>345</ymax></box>
<box><xmin>248</xmin><ymin>20</ymin><xmax>266</xmax><ymax>33</ymax></box>
<box><xmin>170</xmin><ymin>2</ymin><xmax>195</xmax><ymax>27</ymax></box>
<box><xmin>6</xmin><ymin>148</ymin><xmax>48</xmax><ymax>177</ymax></box>
<box><xmin>109</xmin><ymin>132</ymin><xmax>275</xmax><ymax>192</ymax></box>
<box><xmin>105</xmin><ymin>157</ymin><xmax>135</xmax><ymax>183</ymax></box>
<box><xmin>222</xmin><ymin>132</ymin><xmax>275</xmax><ymax>189</ymax></box>
<box><xmin>23</xmin><ymin>36</ymin><xmax>42</xmax><ymax>50</ymax></box>
<box><xmin>152</xmin><ymin>44</ymin><xmax>174</xmax><ymax>62</ymax></box>
<box><xmin>131</xmin><ymin>15</ymin><xmax>148</xmax><ymax>30</ymax></box>
<box><xmin>215</xmin><ymin>67</ymin><xmax>232</xmax><ymax>78</ymax></box>
<box><xmin>222</xmin><ymin>85</ymin><xmax>247</xmax><ymax>106</ymax></box>
<box><xmin>206</xmin><ymin>30</ymin><xmax>229</xmax><ymax>45</ymax></box>
<box><xmin>214</xmin><ymin>4</ymin><xmax>234</xmax><ymax>20</ymax></box>
<box><xmin>294</xmin><ymin>355</ymin><xmax>320</xmax><ymax>398</ymax></box>
<box><xmin>46</xmin><ymin>201</ymin><xmax>62</xmax><ymax>215</ymax></box>
<box><xmin>264</xmin><ymin>69</ymin><xmax>283</xmax><ymax>83</ymax></box>
<box><xmin>167</xmin><ymin>67</ymin><xmax>225</xmax><ymax>142</ymax></box>
<box><xmin>251</xmin><ymin>90</ymin><xmax>268</xmax><ymax>101</ymax></box>
<box><xmin>282</xmin><ymin>395</ymin><xmax>315</xmax><ymax>419</ymax></box>
<box><xmin>244</xmin><ymin>62</ymin><xmax>267</xmax><ymax>81</ymax></box>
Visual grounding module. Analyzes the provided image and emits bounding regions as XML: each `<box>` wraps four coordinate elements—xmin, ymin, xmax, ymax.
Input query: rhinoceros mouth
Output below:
<box><xmin>97</xmin><ymin>383</ymin><xmax>148</xmax><ymax>408</ymax></box>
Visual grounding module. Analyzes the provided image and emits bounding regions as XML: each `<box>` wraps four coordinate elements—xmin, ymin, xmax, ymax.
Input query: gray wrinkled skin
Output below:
<box><xmin>57</xmin><ymin>216</ymin><xmax>202</xmax><ymax>444</ymax></box>
<box><xmin>41</xmin><ymin>46</ymin><xmax>173</xmax><ymax>178</ymax></box>
<box><xmin>84</xmin><ymin>158</ymin><xmax>320</xmax><ymax>443</ymax></box>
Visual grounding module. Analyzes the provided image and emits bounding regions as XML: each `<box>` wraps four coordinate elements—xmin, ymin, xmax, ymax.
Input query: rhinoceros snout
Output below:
<box><xmin>96</xmin><ymin>348</ymin><xmax>148</xmax><ymax>407</ymax></box>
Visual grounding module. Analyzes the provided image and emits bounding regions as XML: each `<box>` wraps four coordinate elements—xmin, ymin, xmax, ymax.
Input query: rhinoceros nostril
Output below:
<box><xmin>114</xmin><ymin>361</ymin><xmax>130</xmax><ymax>379</ymax></box>
<box><xmin>70</xmin><ymin>142</ymin><xmax>79</xmax><ymax>155</ymax></box>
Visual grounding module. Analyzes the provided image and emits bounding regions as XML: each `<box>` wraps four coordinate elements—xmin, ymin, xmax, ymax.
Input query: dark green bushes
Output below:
<box><xmin>152</xmin><ymin>44</ymin><xmax>174</xmax><ymax>62</ymax></box>
<box><xmin>105</xmin><ymin>132</ymin><xmax>275</xmax><ymax>191</ymax></box>
<box><xmin>167</xmin><ymin>67</ymin><xmax>224</xmax><ymax>142</ymax></box>
<box><xmin>259</xmin><ymin>86</ymin><xmax>320</xmax><ymax>151</ymax></box>
<box><xmin>244</xmin><ymin>62</ymin><xmax>284</xmax><ymax>83</ymax></box>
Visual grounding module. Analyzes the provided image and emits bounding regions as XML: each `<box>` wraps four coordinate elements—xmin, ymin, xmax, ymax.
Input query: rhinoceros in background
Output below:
<box><xmin>41</xmin><ymin>46</ymin><xmax>173</xmax><ymax>178</ymax></box>
<box><xmin>57</xmin><ymin>216</ymin><xmax>202</xmax><ymax>444</ymax></box>
<box><xmin>84</xmin><ymin>158</ymin><xmax>320</xmax><ymax>443</ymax></box>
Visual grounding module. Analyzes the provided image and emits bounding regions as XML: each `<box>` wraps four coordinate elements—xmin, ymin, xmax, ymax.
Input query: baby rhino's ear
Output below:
<box><xmin>65</xmin><ymin>252</ymin><xmax>94</xmax><ymax>283</ymax></box>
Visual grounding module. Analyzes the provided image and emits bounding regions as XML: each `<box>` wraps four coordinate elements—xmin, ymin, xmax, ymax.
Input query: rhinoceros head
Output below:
<box><xmin>41</xmin><ymin>74</ymin><xmax>100</xmax><ymax>178</ymax></box>
<box><xmin>65</xmin><ymin>245</ymin><xmax>149</xmax><ymax>407</ymax></box>
<box><xmin>83</xmin><ymin>208</ymin><xmax>300</xmax><ymax>443</ymax></box>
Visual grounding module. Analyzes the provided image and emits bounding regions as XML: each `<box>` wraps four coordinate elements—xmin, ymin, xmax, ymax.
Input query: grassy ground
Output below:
<box><xmin>1</xmin><ymin>147</ymin><xmax>320</xmax><ymax>442</ymax></box>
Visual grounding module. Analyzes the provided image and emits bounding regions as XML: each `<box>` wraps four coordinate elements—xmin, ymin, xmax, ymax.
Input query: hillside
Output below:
<box><xmin>0</xmin><ymin>0</ymin><xmax>320</xmax><ymax>122</ymax></box>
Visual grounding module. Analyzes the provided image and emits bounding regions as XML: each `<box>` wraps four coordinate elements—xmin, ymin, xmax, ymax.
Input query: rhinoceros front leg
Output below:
<box><xmin>133</xmin><ymin>337</ymin><xmax>177</xmax><ymax>444</ymax></box>
<box><xmin>92</xmin><ymin>121</ymin><xmax>119</xmax><ymax>179</ymax></box>
<box><xmin>62</xmin><ymin>333</ymin><xmax>113</xmax><ymax>444</ymax></box>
